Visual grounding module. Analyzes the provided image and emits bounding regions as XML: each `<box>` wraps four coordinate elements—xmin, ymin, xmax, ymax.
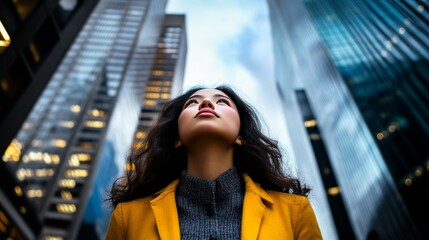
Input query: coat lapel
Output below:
<box><xmin>241</xmin><ymin>175</ymin><xmax>273</xmax><ymax>240</ymax></box>
<box><xmin>150</xmin><ymin>180</ymin><xmax>181</xmax><ymax>240</ymax></box>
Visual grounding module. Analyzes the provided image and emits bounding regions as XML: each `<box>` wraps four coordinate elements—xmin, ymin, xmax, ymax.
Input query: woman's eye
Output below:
<box><xmin>217</xmin><ymin>98</ymin><xmax>230</xmax><ymax>105</ymax></box>
<box><xmin>184</xmin><ymin>99</ymin><xmax>198</xmax><ymax>107</ymax></box>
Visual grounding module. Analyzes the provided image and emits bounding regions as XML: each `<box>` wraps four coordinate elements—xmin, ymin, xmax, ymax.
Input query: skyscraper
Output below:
<box><xmin>1</xmin><ymin>1</ymin><xmax>99</xmax><ymax>239</ymax></box>
<box><xmin>1</xmin><ymin>1</ymin><xmax>187</xmax><ymax>240</ymax></box>
<box><xmin>0</xmin><ymin>0</ymin><xmax>99</xmax><ymax>163</ymax></box>
<box><xmin>268</xmin><ymin>0</ymin><xmax>427</xmax><ymax>239</ymax></box>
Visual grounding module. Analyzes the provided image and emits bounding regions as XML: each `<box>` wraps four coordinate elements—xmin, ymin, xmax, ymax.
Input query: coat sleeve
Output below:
<box><xmin>295</xmin><ymin>197</ymin><xmax>323</xmax><ymax>239</ymax></box>
<box><xmin>105</xmin><ymin>204</ymin><xmax>126</xmax><ymax>240</ymax></box>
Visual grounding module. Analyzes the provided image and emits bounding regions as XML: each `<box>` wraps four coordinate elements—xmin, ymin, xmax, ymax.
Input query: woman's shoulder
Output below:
<box><xmin>116</xmin><ymin>179</ymin><xmax>181</xmax><ymax>210</ymax></box>
<box><xmin>265</xmin><ymin>190</ymin><xmax>310</xmax><ymax>205</ymax></box>
<box><xmin>117</xmin><ymin>196</ymin><xmax>154</xmax><ymax>210</ymax></box>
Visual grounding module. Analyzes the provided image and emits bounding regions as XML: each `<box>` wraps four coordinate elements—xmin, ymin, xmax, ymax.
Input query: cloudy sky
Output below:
<box><xmin>166</xmin><ymin>0</ymin><xmax>297</xmax><ymax>168</ymax></box>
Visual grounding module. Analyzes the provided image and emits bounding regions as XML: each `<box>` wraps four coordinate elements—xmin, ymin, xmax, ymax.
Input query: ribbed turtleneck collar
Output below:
<box><xmin>176</xmin><ymin>167</ymin><xmax>242</xmax><ymax>204</ymax></box>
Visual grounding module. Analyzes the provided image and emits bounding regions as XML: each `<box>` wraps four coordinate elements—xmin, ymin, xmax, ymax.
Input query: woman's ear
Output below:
<box><xmin>235</xmin><ymin>136</ymin><xmax>243</xmax><ymax>145</ymax></box>
<box><xmin>175</xmin><ymin>139</ymin><xmax>182</xmax><ymax>148</ymax></box>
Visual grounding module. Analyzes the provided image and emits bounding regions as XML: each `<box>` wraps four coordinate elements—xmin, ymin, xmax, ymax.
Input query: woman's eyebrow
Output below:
<box><xmin>188</xmin><ymin>94</ymin><xmax>231</xmax><ymax>100</ymax></box>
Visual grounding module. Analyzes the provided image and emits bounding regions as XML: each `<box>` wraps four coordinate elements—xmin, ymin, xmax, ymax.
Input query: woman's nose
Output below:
<box><xmin>199</xmin><ymin>99</ymin><xmax>215</xmax><ymax>110</ymax></box>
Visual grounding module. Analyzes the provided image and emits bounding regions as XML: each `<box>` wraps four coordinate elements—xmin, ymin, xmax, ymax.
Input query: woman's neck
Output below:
<box><xmin>185</xmin><ymin>139</ymin><xmax>234</xmax><ymax>180</ymax></box>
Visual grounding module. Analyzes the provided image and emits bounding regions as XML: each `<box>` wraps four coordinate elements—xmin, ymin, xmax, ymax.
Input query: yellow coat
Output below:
<box><xmin>105</xmin><ymin>174</ymin><xmax>322</xmax><ymax>239</ymax></box>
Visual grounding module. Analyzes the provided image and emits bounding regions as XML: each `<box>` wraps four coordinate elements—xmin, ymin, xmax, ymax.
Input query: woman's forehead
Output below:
<box><xmin>190</xmin><ymin>88</ymin><xmax>229</xmax><ymax>98</ymax></box>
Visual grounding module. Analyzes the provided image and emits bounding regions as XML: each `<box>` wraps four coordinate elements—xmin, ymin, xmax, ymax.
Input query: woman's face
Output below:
<box><xmin>178</xmin><ymin>89</ymin><xmax>241</xmax><ymax>146</ymax></box>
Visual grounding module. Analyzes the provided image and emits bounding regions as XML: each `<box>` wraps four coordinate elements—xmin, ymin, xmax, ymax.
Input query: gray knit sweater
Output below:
<box><xmin>176</xmin><ymin>168</ymin><xmax>244</xmax><ymax>240</ymax></box>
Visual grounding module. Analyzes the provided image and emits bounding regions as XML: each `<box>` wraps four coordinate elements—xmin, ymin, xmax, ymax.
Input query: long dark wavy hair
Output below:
<box><xmin>108</xmin><ymin>85</ymin><xmax>310</xmax><ymax>207</ymax></box>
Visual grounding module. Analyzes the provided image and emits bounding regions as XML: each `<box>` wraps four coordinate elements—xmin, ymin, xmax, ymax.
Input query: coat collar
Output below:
<box><xmin>241</xmin><ymin>174</ymin><xmax>273</xmax><ymax>240</ymax></box>
<box><xmin>149</xmin><ymin>174</ymin><xmax>273</xmax><ymax>240</ymax></box>
<box><xmin>150</xmin><ymin>179</ymin><xmax>181</xmax><ymax>240</ymax></box>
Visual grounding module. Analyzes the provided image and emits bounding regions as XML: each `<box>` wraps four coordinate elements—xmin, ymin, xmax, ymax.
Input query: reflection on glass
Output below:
<box><xmin>0</xmin><ymin>20</ymin><xmax>11</xmax><ymax>53</ymax></box>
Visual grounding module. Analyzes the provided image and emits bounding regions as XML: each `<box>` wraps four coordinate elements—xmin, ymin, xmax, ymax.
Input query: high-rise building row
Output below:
<box><xmin>269</xmin><ymin>0</ymin><xmax>428</xmax><ymax>239</ymax></box>
<box><xmin>0</xmin><ymin>0</ymin><xmax>187</xmax><ymax>239</ymax></box>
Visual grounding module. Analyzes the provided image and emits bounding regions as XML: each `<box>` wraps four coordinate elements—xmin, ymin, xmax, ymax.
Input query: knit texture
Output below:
<box><xmin>176</xmin><ymin>168</ymin><xmax>244</xmax><ymax>240</ymax></box>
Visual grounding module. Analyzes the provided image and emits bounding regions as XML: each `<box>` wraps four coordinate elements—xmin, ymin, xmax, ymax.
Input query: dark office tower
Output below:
<box><xmin>268</xmin><ymin>0</ymin><xmax>427</xmax><ymax>239</ymax></box>
<box><xmin>0</xmin><ymin>1</ymin><xmax>98</xmax><ymax>239</ymax></box>
<box><xmin>0</xmin><ymin>0</ymin><xmax>99</xmax><ymax>162</ymax></box>
<box><xmin>0</xmin><ymin>0</ymin><xmax>182</xmax><ymax>239</ymax></box>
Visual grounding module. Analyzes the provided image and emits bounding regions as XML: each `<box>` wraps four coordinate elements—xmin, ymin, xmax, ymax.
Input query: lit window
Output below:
<box><xmin>59</xmin><ymin>121</ymin><xmax>75</xmax><ymax>128</ymax></box>
<box><xmin>133</xmin><ymin>142</ymin><xmax>146</xmax><ymax>150</ymax></box>
<box><xmin>28</xmin><ymin>41</ymin><xmax>40</xmax><ymax>63</ymax></box>
<box><xmin>304</xmin><ymin>120</ymin><xmax>317</xmax><ymax>127</ymax></box>
<box><xmin>135</xmin><ymin>131</ymin><xmax>146</xmax><ymax>139</ymax></box>
<box><xmin>35</xmin><ymin>168</ymin><xmax>54</xmax><ymax>177</ymax></box>
<box><xmin>163</xmin><ymin>81</ymin><xmax>172</xmax><ymax>86</ymax></box>
<box><xmin>91</xmin><ymin>109</ymin><xmax>106</xmax><ymax>117</ymax></box>
<box><xmin>51</xmin><ymin>154</ymin><xmax>60</xmax><ymax>164</ymax></box>
<box><xmin>15</xmin><ymin>186</ymin><xmax>23</xmax><ymax>197</ymax></box>
<box><xmin>68</xmin><ymin>156</ymin><xmax>80</xmax><ymax>167</ymax></box>
<box><xmin>152</xmin><ymin>70</ymin><xmax>164</xmax><ymax>76</ymax></box>
<box><xmin>84</xmin><ymin>120</ymin><xmax>105</xmax><ymax>128</ymax></box>
<box><xmin>70</xmin><ymin>153</ymin><xmax>91</xmax><ymax>162</ymax></box>
<box><xmin>404</xmin><ymin>178</ymin><xmax>412</xmax><ymax>186</ymax></box>
<box><xmin>27</xmin><ymin>189</ymin><xmax>44</xmax><ymax>198</ymax></box>
<box><xmin>125</xmin><ymin>162</ymin><xmax>135</xmax><ymax>171</ymax></box>
<box><xmin>44</xmin><ymin>235</ymin><xmax>64</xmax><ymax>240</ymax></box>
<box><xmin>144</xmin><ymin>100</ymin><xmax>157</xmax><ymax>106</ymax></box>
<box><xmin>146</xmin><ymin>87</ymin><xmax>161</xmax><ymax>92</ymax></box>
<box><xmin>0</xmin><ymin>20</ymin><xmax>11</xmax><ymax>51</ymax></box>
<box><xmin>58</xmin><ymin>179</ymin><xmax>76</xmax><ymax>188</ymax></box>
<box><xmin>76</xmin><ymin>142</ymin><xmax>95</xmax><ymax>149</ymax></box>
<box><xmin>145</xmin><ymin>93</ymin><xmax>160</xmax><ymax>99</ymax></box>
<box><xmin>149</xmin><ymin>81</ymin><xmax>163</xmax><ymax>86</ymax></box>
<box><xmin>71</xmin><ymin>105</ymin><xmax>81</xmax><ymax>113</ymax></box>
<box><xmin>327</xmin><ymin>186</ymin><xmax>340</xmax><ymax>196</ymax></box>
<box><xmin>56</xmin><ymin>203</ymin><xmax>76</xmax><ymax>214</ymax></box>
<box><xmin>64</xmin><ymin>169</ymin><xmax>88</xmax><ymax>178</ymax></box>
<box><xmin>2</xmin><ymin>139</ymin><xmax>23</xmax><ymax>162</ymax></box>
<box><xmin>415</xmin><ymin>167</ymin><xmax>423</xmax><ymax>177</ymax></box>
<box><xmin>16</xmin><ymin>168</ymin><xmax>33</xmax><ymax>180</ymax></box>
<box><xmin>61</xmin><ymin>191</ymin><xmax>73</xmax><ymax>200</ymax></box>
<box><xmin>161</xmin><ymin>93</ymin><xmax>170</xmax><ymax>99</ymax></box>
<box><xmin>51</xmin><ymin>139</ymin><xmax>67</xmax><ymax>148</ymax></box>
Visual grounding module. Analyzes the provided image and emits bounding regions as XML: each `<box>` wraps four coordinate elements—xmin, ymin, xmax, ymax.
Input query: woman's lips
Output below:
<box><xmin>195</xmin><ymin>110</ymin><xmax>219</xmax><ymax>118</ymax></box>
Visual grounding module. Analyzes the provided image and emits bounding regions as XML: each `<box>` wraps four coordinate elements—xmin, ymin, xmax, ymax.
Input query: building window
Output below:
<box><xmin>24</xmin><ymin>17</ymin><xmax>59</xmax><ymax>70</ymax></box>
<box><xmin>11</xmin><ymin>0</ymin><xmax>40</xmax><ymax>20</ymax></box>
<box><xmin>0</xmin><ymin>20</ymin><xmax>11</xmax><ymax>54</ymax></box>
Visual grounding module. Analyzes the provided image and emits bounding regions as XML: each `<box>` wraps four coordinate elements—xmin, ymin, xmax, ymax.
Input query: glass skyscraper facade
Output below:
<box><xmin>1</xmin><ymin>0</ymin><xmax>187</xmax><ymax>239</ymax></box>
<box><xmin>0</xmin><ymin>0</ymin><xmax>99</xmax><ymax>162</ymax></box>
<box><xmin>1</xmin><ymin>0</ymin><xmax>99</xmax><ymax>239</ymax></box>
<box><xmin>269</xmin><ymin>0</ymin><xmax>427</xmax><ymax>239</ymax></box>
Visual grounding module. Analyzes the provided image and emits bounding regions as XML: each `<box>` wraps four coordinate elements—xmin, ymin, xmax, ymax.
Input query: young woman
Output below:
<box><xmin>105</xmin><ymin>85</ymin><xmax>322</xmax><ymax>239</ymax></box>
